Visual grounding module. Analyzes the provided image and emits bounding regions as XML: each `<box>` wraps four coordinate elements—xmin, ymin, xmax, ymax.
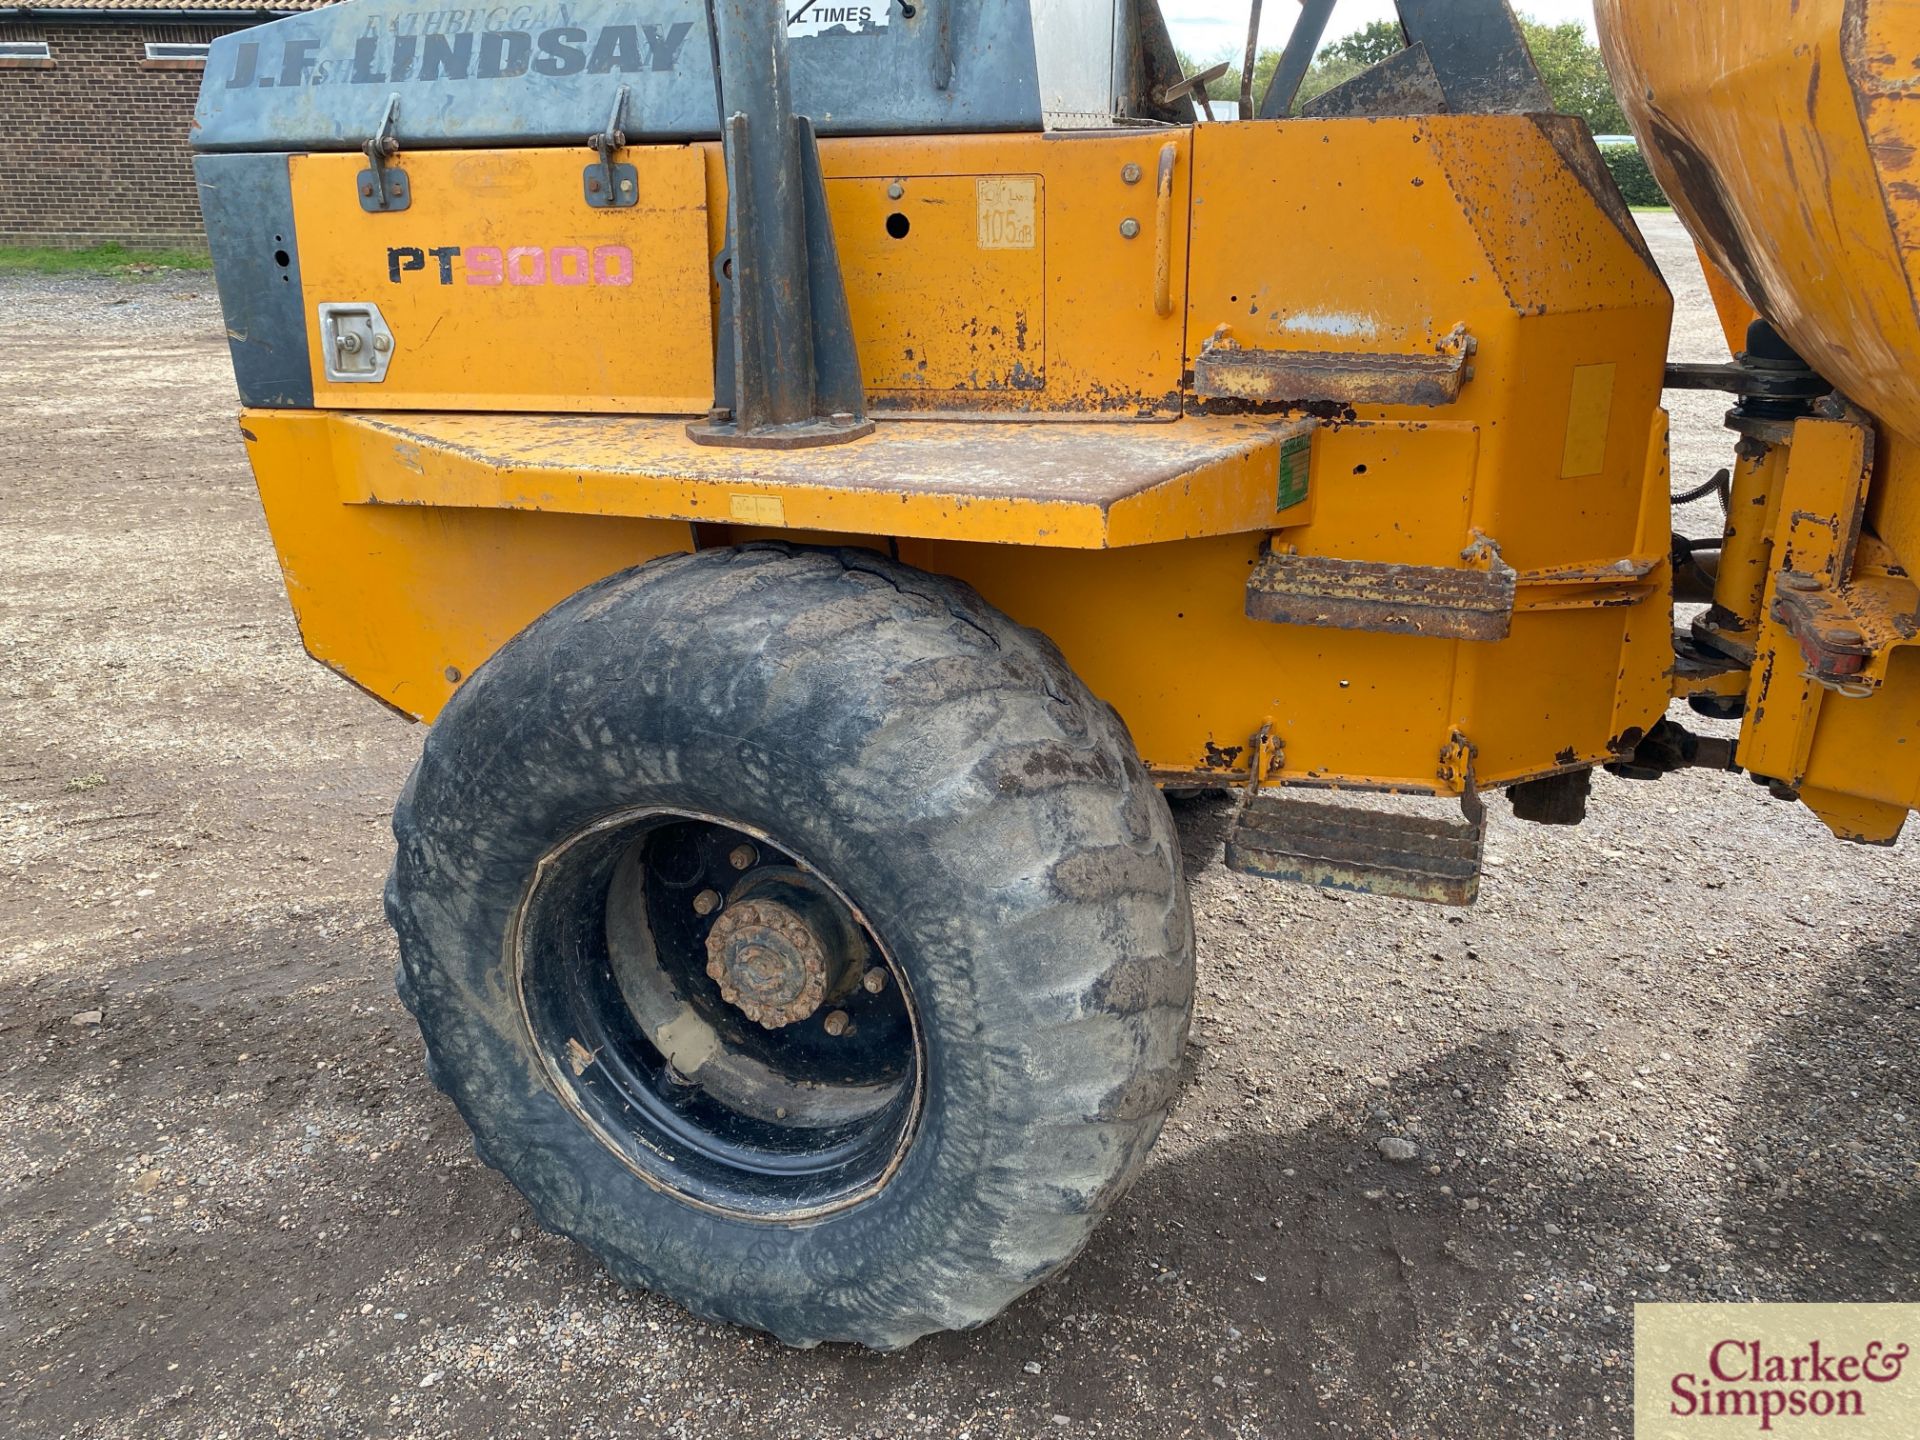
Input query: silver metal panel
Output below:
<box><xmin>1032</xmin><ymin>0</ymin><xmax>1119</xmax><ymax>127</ymax></box>
<box><xmin>192</xmin><ymin>0</ymin><xmax>1125</xmax><ymax>152</ymax></box>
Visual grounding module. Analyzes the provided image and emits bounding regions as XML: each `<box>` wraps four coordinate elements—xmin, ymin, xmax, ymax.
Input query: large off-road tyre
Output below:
<box><xmin>386</xmin><ymin>544</ymin><xmax>1194</xmax><ymax>1348</ymax></box>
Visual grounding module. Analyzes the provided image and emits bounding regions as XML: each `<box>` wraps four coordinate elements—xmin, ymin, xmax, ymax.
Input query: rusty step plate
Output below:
<box><xmin>1192</xmin><ymin>339</ymin><xmax>1471</xmax><ymax>409</ymax></box>
<box><xmin>1244</xmin><ymin>550</ymin><xmax>1518</xmax><ymax>641</ymax></box>
<box><xmin>1225</xmin><ymin>792</ymin><xmax>1485</xmax><ymax>906</ymax></box>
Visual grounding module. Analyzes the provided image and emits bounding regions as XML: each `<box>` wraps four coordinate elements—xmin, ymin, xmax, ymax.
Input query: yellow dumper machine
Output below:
<box><xmin>193</xmin><ymin>0</ymin><xmax>1920</xmax><ymax>1344</ymax></box>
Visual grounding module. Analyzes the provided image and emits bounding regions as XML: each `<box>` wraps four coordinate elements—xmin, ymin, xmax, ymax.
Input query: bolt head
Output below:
<box><xmin>887</xmin><ymin>182</ymin><xmax>905</xmax><ymax>200</ymax></box>
<box><xmin>1119</xmin><ymin>218</ymin><xmax>1141</xmax><ymax>239</ymax></box>
<box><xmin>1121</xmin><ymin>162</ymin><xmax>1142</xmax><ymax>185</ymax></box>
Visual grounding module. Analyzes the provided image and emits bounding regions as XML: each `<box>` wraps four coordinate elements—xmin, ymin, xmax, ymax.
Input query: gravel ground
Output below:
<box><xmin>2</xmin><ymin>214</ymin><xmax>1915</xmax><ymax>1439</ymax></box>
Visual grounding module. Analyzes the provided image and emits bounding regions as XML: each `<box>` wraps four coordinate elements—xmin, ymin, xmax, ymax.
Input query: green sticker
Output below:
<box><xmin>1277</xmin><ymin>433</ymin><xmax>1312</xmax><ymax>511</ymax></box>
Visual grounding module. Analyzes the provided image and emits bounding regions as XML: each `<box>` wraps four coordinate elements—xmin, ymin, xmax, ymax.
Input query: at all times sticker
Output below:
<box><xmin>787</xmin><ymin>2</ymin><xmax>889</xmax><ymax>37</ymax></box>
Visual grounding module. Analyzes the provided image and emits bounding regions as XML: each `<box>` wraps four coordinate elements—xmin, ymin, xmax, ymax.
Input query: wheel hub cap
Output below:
<box><xmin>704</xmin><ymin>897</ymin><xmax>829</xmax><ymax>1028</ymax></box>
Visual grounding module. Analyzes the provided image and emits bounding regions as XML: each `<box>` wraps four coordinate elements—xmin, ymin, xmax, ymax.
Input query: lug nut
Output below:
<box><xmin>693</xmin><ymin>889</ymin><xmax>721</xmax><ymax>917</ymax></box>
<box><xmin>861</xmin><ymin>967</ymin><xmax>889</xmax><ymax>995</ymax></box>
<box><xmin>823</xmin><ymin>1010</ymin><xmax>852</xmax><ymax>1037</ymax></box>
<box><xmin>728</xmin><ymin>843</ymin><xmax>757</xmax><ymax>871</ymax></box>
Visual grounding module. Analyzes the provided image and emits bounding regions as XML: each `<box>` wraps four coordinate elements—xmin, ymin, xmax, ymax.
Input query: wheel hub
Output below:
<box><xmin>704</xmin><ymin>897</ymin><xmax>830</xmax><ymax>1028</ymax></box>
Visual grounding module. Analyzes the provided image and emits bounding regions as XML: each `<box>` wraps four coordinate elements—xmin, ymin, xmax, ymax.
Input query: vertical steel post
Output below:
<box><xmin>689</xmin><ymin>0</ymin><xmax>872</xmax><ymax>450</ymax></box>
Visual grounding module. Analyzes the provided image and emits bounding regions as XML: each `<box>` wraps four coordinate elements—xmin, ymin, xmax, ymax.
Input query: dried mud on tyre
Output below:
<box><xmin>386</xmin><ymin>545</ymin><xmax>1196</xmax><ymax>1347</ymax></box>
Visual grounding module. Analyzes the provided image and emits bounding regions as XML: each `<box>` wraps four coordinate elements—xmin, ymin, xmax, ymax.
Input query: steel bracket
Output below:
<box><xmin>357</xmin><ymin>94</ymin><xmax>408</xmax><ymax>213</ymax></box>
<box><xmin>1664</xmin><ymin>361</ymin><xmax>1828</xmax><ymax>406</ymax></box>
<box><xmin>583</xmin><ymin>86</ymin><xmax>638</xmax><ymax>210</ymax></box>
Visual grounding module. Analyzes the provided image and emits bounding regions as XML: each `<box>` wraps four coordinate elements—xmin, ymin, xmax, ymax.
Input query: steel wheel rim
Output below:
<box><xmin>510</xmin><ymin>806</ymin><xmax>925</xmax><ymax>1222</ymax></box>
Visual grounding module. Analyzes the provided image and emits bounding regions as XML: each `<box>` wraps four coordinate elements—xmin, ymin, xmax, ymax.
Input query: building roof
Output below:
<box><xmin>6</xmin><ymin>0</ymin><xmax>333</xmax><ymax>11</ymax></box>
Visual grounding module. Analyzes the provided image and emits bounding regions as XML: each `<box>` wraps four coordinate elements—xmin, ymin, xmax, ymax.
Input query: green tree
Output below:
<box><xmin>1518</xmin><ymin>19</ymin><xmax>1627</xmax><ymax>134</ymax></box>
<box><xmin>1323</xmin><ymin>19</ymin><xmax>1404</xmax><ymax>68</ymax></box>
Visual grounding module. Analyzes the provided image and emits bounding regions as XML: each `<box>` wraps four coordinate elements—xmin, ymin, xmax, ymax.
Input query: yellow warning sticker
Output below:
<box><xmin>729</xmin><ymin>494</ymin><xmax>786</xmax><ymax>526</ymax></box>
<box><xmin>977</xmin><ymin>177</ymin><xmax>1038</xmax><ymax>251</ymax></box>
<box><xmin>1562</xmin><ymin>362</ymin><xmax>1617</xmax><ymax>478</ymax></box>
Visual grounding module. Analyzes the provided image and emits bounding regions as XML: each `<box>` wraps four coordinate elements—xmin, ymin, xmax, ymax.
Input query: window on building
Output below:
<box><xmin>142</xmin><ymin>41</ymin><xmax>212</xmax><ymax>69</ymax></box>
<box><xmin>0</xmin><ymin>39</ymin><xmax>52</xmax><ymax>68</ymax></box>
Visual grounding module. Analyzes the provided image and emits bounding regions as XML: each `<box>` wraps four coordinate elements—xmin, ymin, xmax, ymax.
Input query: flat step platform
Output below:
<box><xmin>1226</xmin><ymin>792</ymin><xmax>1486</xmax><ymax>907</ymax></box>
<box><xmin>319</xmin><ymin>411</ymin><xmax>1312</xmax><ymax>550</ymax></box>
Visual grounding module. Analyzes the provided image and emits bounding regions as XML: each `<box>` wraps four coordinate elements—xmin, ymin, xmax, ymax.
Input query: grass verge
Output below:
<box><xmin>0</xmin><ymin>242</ymin><xmax>211</xmax><ymax>276</ymax></box>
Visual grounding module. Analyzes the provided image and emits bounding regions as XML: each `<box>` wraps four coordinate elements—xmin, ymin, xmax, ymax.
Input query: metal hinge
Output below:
<box><xmin>583</xmin><ymin>86</ymin><xmax>637</xmax><ymax>209</ymax></box>
<box><xmin>358</xmin><ymin>94</ymin><xmax>408</xmax><ymax>213</ymax></box>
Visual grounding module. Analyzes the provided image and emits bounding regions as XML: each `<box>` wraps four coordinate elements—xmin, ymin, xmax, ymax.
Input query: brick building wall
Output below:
<box><xmin>0</xmin><ymin>20</ymin><xmax>251</xmax><ymax>248</ymax></box>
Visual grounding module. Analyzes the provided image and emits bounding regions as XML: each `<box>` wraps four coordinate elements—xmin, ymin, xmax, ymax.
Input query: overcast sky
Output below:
<box><xmin>1160</xmin><ymin>0</ymin><xmax>1598</xmax><ymax>61</ymax></box>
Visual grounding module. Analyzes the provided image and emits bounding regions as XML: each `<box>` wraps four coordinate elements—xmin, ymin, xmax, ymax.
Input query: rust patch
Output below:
<box><xmin>1203</xmin><ymin>741</ymin><xmax>1244</xmax><ymax>771</ymax></box>
<box><xmin>1191</xmin><ymin>393</ymin><xmax>1361</xmax><ymax>424</ymax></box>
<box><xmin>1607</xmin><ymin>725</ymin><xmax>1646</xmax><ymax>759</ymax></box>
